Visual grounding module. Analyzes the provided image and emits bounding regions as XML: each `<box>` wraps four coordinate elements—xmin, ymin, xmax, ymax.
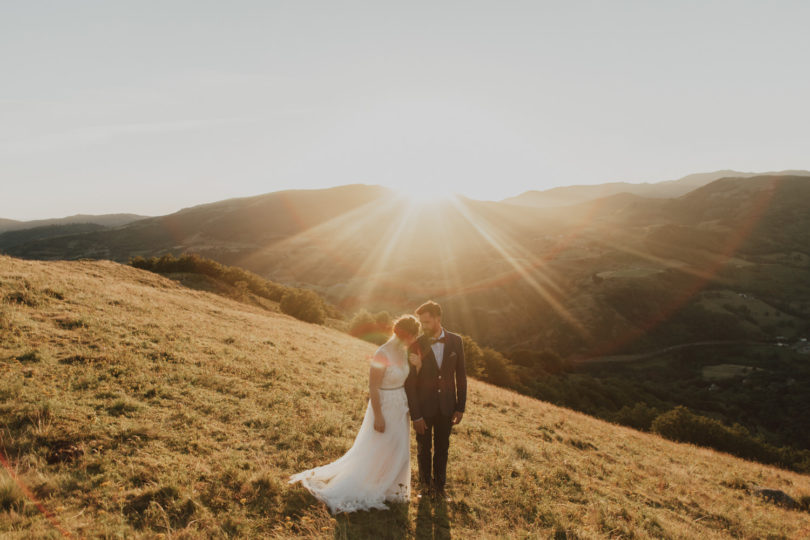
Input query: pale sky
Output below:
<box><xmin>2</xmin><ymin>1</ymin><xmax>809</xmax><ymax>220</ymax></box>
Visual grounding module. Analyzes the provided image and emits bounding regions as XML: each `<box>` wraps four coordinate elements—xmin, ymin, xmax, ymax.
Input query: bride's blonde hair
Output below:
<box><xmin>392</xmin><ymin>315</ymin><xmax>420</xmax><ymax>341</ymax></box>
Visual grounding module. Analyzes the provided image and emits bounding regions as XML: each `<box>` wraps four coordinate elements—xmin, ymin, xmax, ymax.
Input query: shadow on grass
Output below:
<box><xmin>333</xmin><ymin>501</ymin><xmax>411</xmax><ymax>540</ymax></box>
<box><xmin>328</xmin><ymin>495</ymin><xmax>454</xmax><ymax>539</ymax></box>
<box><xmin>415</xmin><ymin>496</ymin><xmax>452</xmax><ymax>540</ymax></box>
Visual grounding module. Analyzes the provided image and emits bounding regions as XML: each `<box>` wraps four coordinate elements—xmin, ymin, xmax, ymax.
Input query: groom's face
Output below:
<box><xmin>419</xmin><ymin>312</ymin><xmax>441</xmax><ymax>337</ymax></box>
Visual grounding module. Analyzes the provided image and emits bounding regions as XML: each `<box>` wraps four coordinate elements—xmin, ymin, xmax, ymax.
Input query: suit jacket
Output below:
<box><xmin>404</xmin><ymin>330</ymin><xmax>467</xmax><ymax>420</ymax></box>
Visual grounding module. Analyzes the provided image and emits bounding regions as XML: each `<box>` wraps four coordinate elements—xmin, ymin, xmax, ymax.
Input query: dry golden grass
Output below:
<box><xmin>1</xmin><ymin>255</ymin><xmax>809</xmax><ymax>539</ymax></box>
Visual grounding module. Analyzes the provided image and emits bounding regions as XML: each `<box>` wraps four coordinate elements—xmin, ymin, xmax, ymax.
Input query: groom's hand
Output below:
<box><xmin>452</xmin><ymin>411</ymin><xmax>463</xmax><ymax>425</ymax></box>
<box><xmin>413</xmin><ymin>418</ymin><xmax>426</xmax><ymax>435</ymax></box>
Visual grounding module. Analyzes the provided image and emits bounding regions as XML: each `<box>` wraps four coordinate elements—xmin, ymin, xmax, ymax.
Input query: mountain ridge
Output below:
<box><xmin>0</xmin><ymin>213</ymin><xmax>149</xmax><ymax>234</ymax></box>
<box><xmin>2</xmin><ymin>184</ymin><xmax>392</xmax><ymax>262</ymax></box>
<box><xmin>4</xmin><ymin>175</ymin><xmax>810</xmax><ymax>362</ymax></box>
<box><xmin>501</xmin><ymin>169</ymin><xmax>810</xmax><ymax>208</ymax></box>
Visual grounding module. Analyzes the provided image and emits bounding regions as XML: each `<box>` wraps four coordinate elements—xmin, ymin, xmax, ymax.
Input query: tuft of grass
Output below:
<box><xmin>0</xmin><ymin>475</ymin><xmax>25</xmax><ymax>513</ymax></box>
<box><xmin>122</xmin><ymin>485</ymin><xmax>197</xmax><ymax>531</ymax></box>
<box><xmin>15</xmin><ymin>349</ymin><xmax>43</xmax><ymax>363</ymax></box>
<box><xmin>107</xmin><ymin>398</ymin><xmax>140</xmax><ymax>417</ymax></box>
<box><xmin>22</xmin><ymin>400</ymin><xmax>54</xmax><ymax>428</ymax></box>
<box><xmin>59</xmin><ymin>353</ymin><xmax>107</xmax><ymax>365</ymax></box>
<box><xmin>721</xmin><ymin>476</ymin><xmax>749</xmax><ymax>491</ymax></box>
<box><xmin>514</xmin><ymin>444</ymin><xmax>533</xmax><ymax>460</ymax></box>
<box><xmin>240</xmin><ymin>472</ymin><xmax>284</xmax><ymax>516</ymax></box>
<box><xmin>32</xmin><ymin>478</ymin><xmax>59</xmax><ymax>500</ymax></box>
<box><xmin>55</xmin><ymin>317</ymin><xmax>87</xmax><ymax>330</ymax></box>
<box><xmin>0</xmin><ymin>303</ymin><xmax>12</xmax><ymax>330</ymax></box>
<box><xmin>4</xmin><ymin>290</ymin><xmax>39</xmax><ymax>307</ymax></box>
<box><xmin>42</xmin><ymin>288</ymin><xmax>65</xmax><ymax>300</ymax></box>
<box><xmin>566</xmin><ymin>438</ymin><xmax>598</xmax><ymax>451</ymax></box>
<box><xmin>44</xmin><ymin>438</ymin><xmax>84</xmax><ymax>465</ymax></box>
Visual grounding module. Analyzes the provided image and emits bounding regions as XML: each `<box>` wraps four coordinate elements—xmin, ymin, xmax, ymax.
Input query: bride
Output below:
<box><xmin>289</xmin><ymin>315</ymin><xmax>421</xmax><ymax>514</ymax></box>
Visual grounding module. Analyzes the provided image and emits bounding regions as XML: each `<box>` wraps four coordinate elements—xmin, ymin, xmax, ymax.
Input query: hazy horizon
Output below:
<box><xmin>3</xmin><ymin>168</ymin><xmax>810</xmax><ymax>224</ymax></box>
<box><xmin>3</xmin><ymin>1</ymin><xmax>810</xmax><ymax>220</ymax></box>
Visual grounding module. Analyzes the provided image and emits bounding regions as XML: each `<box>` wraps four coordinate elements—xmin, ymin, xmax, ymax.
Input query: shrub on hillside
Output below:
<box><xmin>651</xmin><ymin>406</ymin><xmax>789</xmax><ymax>467</ymax></box>
<box><xmin>374</xmin><ymin>311</ymin><xmax>393</xmax><ymax>333</ymax></box>
<box><xmin>461</xmin><ymin>335</ymin><xmax>484</xmax><ymax>377</ymax></box>
<box><xmin>481</xmin><ymin>347</ymin><xmax>517</xmax><ymax>388</ymax></box>
<box><xmin>130</xmin><ymin>253</ymin><xmax>286</xmax><ymax>302</ymax></box>
<box><xmin>348</xmin><ymin>309</ymin><xmax>393</xmax><ymax>345</ymax></box>
<box><xmin>130</xmin><ymin>253</ymin><xmax>338</xmax><ymax>323</ymax></box>
<box><xmin>509</xmin><ymin>348</ymin><xmax>570</xmax><ymax>374</ymax></box>
<box><xmin>280</xmin><ymin>288</ymin><xmax>326</xmax><ymax>325</ymax></box>
<box><xmin>612</xmin><ymin>402</ymin><xmax>660</xmax><ymax>430</ymax></box>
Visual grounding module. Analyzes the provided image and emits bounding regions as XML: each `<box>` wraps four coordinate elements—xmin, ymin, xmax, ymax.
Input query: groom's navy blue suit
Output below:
<box><xmin>404</xmin><ymin>330</ymin><xmax>466</xmax><ymax>490</ymax></box>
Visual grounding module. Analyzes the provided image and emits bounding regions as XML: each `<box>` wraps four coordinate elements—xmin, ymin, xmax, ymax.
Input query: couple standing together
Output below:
<box><xmin>289</xmin><ymin>301</ymin><xmax>467</xmax><ymax>514</ymax></box>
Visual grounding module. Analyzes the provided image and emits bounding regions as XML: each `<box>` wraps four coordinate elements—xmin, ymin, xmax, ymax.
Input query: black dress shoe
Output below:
<box><xmin>416</xmin><ymin>484</ymin><xmax>433</xmax><ymax>499</ymax></box>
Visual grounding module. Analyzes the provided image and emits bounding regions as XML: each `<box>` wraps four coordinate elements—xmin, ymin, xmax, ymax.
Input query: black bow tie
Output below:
<box><xmin>430</xmin><ymin>337</ymin><xmax>446</xmax><ymax>344</ymax></box>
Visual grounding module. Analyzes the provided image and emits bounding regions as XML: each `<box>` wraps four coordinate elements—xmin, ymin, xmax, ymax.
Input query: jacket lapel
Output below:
<box><xmin>420</xmin><ymin>337</ymin><xmax>440</xmax><ymax>374</ymax></box>
<box><xmin>440</xmin><ymin>334</ymin><xmax>453</xmax><ymax>376</ymax></box>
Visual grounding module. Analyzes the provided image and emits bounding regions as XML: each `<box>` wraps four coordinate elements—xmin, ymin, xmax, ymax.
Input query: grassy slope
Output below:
<box><xmin>1</xmin><ymin>255</ymin><xmax>809</xmax><ymax>539</ymax></box>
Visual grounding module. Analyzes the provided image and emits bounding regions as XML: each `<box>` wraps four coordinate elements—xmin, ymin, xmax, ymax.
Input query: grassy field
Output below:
<box><xmin>1</xmin><ymin>255</ymin><xmax>809</xmax><ymax>539</ymax></box>
<box><xmin>701</xmin><ymin>364</ymin><xmax>762</xmax><ymax>381</ymax></box>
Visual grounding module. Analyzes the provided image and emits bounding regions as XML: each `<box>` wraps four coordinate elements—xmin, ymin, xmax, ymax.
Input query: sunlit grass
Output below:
<box><xmin>2</xmin><ymin>255</ymin><xmax>810</xmax><ymax>538</ymax></box>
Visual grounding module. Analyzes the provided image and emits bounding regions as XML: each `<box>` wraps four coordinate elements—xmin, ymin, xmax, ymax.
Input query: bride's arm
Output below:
<box><xmin>369</xmin><ymin>353</ymin><xmax>387</xmax><ymax>433</ymax></box>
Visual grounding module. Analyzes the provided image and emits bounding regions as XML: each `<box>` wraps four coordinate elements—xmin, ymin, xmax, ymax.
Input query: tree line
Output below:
<box><xmin>129</xmin><ymin>253</ymin><xmax>334</xmax><ymax>324</ymax></box>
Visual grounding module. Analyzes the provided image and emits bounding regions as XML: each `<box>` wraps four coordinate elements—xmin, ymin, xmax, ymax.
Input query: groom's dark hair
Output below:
<box><xmin>416</xmin><ymin>300</ymin><xmax>442</xmax><ymax>319</ymax></box>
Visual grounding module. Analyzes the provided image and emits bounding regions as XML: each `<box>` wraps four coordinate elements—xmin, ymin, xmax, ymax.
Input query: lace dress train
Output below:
<box><xmin>288</xmin><ymin>338</ymin><xmax>411</xmax><ymax>514</ymax></box>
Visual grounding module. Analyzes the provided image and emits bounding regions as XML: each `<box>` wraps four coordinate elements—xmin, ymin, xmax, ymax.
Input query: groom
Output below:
<box><xmin>404</xmin><ymin>300</ymin><xmax>467</xmax><ymax>501</ymax></box>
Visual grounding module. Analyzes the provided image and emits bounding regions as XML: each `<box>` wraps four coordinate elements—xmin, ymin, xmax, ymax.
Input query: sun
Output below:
<box><xmin>392</xmin><ymin>185</ymin><xmax>457</xmax><ymax>207</ymax></box>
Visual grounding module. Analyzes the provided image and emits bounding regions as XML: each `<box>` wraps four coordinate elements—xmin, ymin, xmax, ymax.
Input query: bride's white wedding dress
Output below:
<box><xmin>288</xmin><ymin>336</ymin><xmax>411</xmax><ymax>514</ymax></box>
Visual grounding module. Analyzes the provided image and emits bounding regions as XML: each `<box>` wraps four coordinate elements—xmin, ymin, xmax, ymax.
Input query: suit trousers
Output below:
<box><xmin>416</xmin><ymin>413</ymin><xmax>452</xmax><ymax>489</ymax></box>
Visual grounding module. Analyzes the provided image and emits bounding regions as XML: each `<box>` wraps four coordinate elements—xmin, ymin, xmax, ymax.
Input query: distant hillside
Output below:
<box><xmin>0</xmin><ymin>223</ymin><xmax>108</xmax><ymax>250</ymax></box>
<box><xmin>478</xmin><ymin>175</ymin><xmax>810</xmax><ymax>354</ymax></box>
<box><xmin>0</xmin><ymin>218</ymin><xmax>19</xmax><ymax>230</ymax></box>
<box><xmin>4</xmin><ymin>184</ymin><xmax>391</xmax><ymax>261</ymax></box>
<box><xmin>5</xmin><ymin>176</ymin><xmax>810</xmax><ymax>363</ymax></box>
<box><xmin>501</xmin><ymin>169</ymin><xmax>810</xmax><ymax>208</ymax></box>
<box><xmin>2</xmin><ymin>255</ymin><xmax>808</xmax><ymax>538</ymax></box>
<box><xmin>0</xmin><ymin>213</ymin><xmax>148</xmax><ymax>234</ymax></box>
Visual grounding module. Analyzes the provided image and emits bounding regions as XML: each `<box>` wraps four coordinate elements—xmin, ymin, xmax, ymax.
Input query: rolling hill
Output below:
<box><xmin>2</xmin><ymin>185</ymin><xmax>391</xmax><ymax>262</ymax></box>
<box><xmin>0</xmin><ymin>214</ymin><xmax>148</xmax><ymax>234</ymax></box>
<box><xmin>0</xmin><ymin>224</ymin><xmax>109</xmax><ymax>251</ymax></box>
<box><xmin>4</xmin><ymin>175</ymin><xmax>810</xmax><ymax>362</ymax></box>
<box><xmin>0</xmin><ymin>219</ymin><xmax>19</xmax><ymax>231</ymax></box>
<box><xmin>500</xmin><ymin>169</ymin><xmax>810</xmax><ymax>208</ymax></box>
<box><xmin>1</xmin><ymin>255</ymin><xmax>809</xmax><ymax>538</ymax></box>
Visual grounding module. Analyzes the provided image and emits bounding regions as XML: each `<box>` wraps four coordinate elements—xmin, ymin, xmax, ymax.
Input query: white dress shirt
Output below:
<box><xmin>431</xmin><ymin>329</ymin><xmax>446</xmax><ymax>370</ymax></box>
